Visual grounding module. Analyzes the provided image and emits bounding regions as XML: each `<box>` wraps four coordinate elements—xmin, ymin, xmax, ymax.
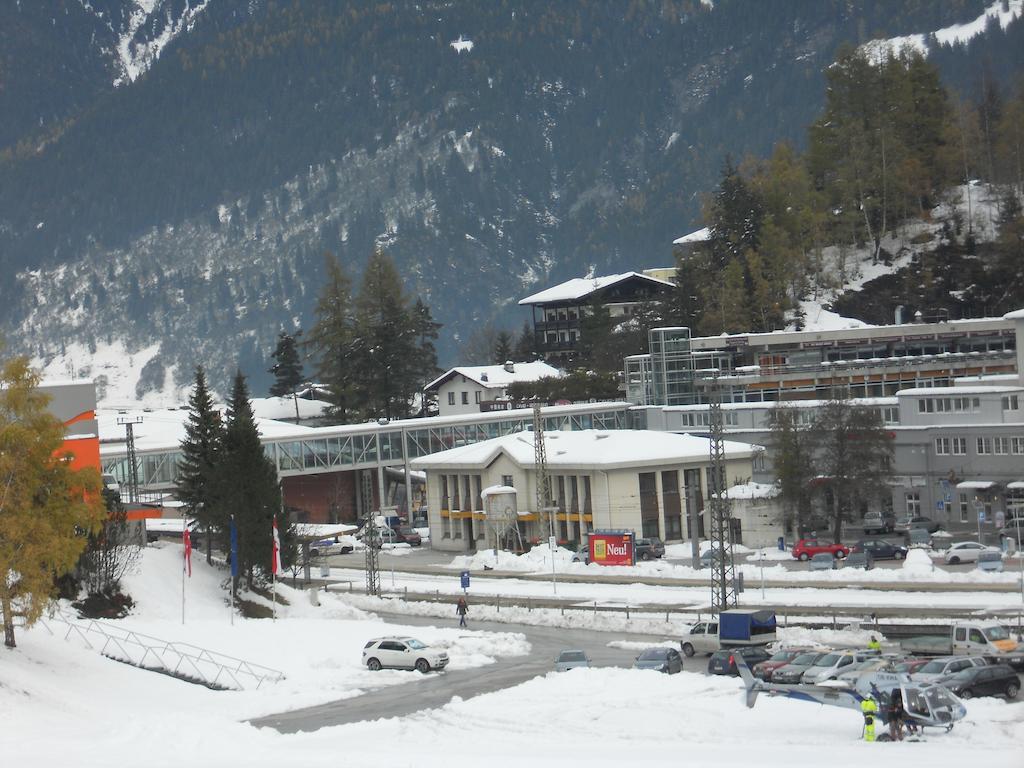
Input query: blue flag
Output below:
<box><xmin>230</xmin><ymin>517</ymin><xmax>239</xmax><ymax>578</ymax></box>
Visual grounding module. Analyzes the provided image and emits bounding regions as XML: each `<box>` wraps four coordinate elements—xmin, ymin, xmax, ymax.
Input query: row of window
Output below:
<box><xmin>918</xmin><ymin>396</ymin><xmax>981</xmax><ymax>414</ymax></box>
<box><xmin>678</xmin><ymin>411</ymin><xmax>739</xmax><ymax>427</ymax></box>
<box><xmin>447</xmin><ymin>390</ymin><xmax>483</xmax><ymax>406</ymax></box>
<box><xmin>935</xmin><ymin>436</ymin><xmax>1024</xmax><ymax>455</ymax></box>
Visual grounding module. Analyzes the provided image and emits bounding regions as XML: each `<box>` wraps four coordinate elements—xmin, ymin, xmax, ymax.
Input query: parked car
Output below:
<box><xmin>700</xmin><ymin>547</ymin><xmax>725</xmax><ymax>567</ymax></box>
<box><xmin>835</xmin><ymin>656</ymin><xmax>900</xmax><ymax>684</ymax></box>
<box><xmin>362</xmin><ymin>527</ymin><xmax>399</xmax><ymax>548</ymax></box>
<box><xmin>844</xmin><ymin>551</ymin><xmax>873</xmax><ymax>569</ymax></box>
<box><xmin>977</xmin><ymin>550</ymin><xmax>1005</xmax><ymax>572</ymax></box>
<box><xmin>392</xmin><ymin>526</ymin><xmax>422</xmax><ymax>546</ymax></box>
<box><xmin>801</xmin><ymin>650</ymin><xmax>880</xmax><ymax>683</ymax></box>
<box><xmin>792</xmin><ymin>538</ymin><xmax>849</xmax><ymax>561</ymax></box>
<box><xmin>309</xmin><ymin>538</ymin><xmax>354</xmax><ymax>557</ymax></box>
<box><xmin>554</xmin><ymin>649</ymin><xmax>592</xmax><ymax>672</ymax></box>
<box><xmin>862</xmin><ymin>511</ymin><xmax>895</xmax><ymax>535</ymax></box>
<box><xmin>944</xmin><ymin>541</ymin><xmax>1001</xmax><ymax>565</ymax></box>
<box><xmin>771</xmin><ymin>651</ymin><xmax>829</xmax><ymax>684</ymax></box>
<box><xmin>634</xmin><ymin>537</ymin><xmax>665</xmax><ymax>561</ymax></box>
<box><xmin>633</xmin><ymin>647</ymin><xmax>683</xmax><ymax>674</ymax></box>
<box><xmin>909</xmin><ymin>655</ymin><xmax>989</xmax><ymax>684</ymax></box>
<box><xmin>896</xmin><ymin>516</ymin><xmax>942</xmax><ymax>534</ymax></box>
<box><xmin>362</xmin><ymin>637</ymin><xmax>449</xmax><ymax>673</ymax></box>
<box><xmin>852</xmin><ymin>538</ymin><xmax>907</xmax><ymax>561</ymax></box>
<box><xmin>939</xmin><ymin>663</ymin><xmax>1020</xmax><ymax>699</ymax></box>
<box><xmin>752</xmin><ymin>648</ymin><xmax>807</xmax><ymax>682</ymax></box>
<box><xmin>808</xmin><ymin>552</ymin><xmax>837</xmax><ymax>571</ymax></box>
<box><xmin>894</xmin><ymin>658</ymin><xmax>931</xmax><ymax>675</ymax></box>
<box><xmin>571</xmin><ymin>546</ymin><xmax>590</xmax><ymax>564</ymax></box>
<box><xmin>707</xmin><ymin>646</ymin><xmax>771</xmax><ymax>676</ymax></box>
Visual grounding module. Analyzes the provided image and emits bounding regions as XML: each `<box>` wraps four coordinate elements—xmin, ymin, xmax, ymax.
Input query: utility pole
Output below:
<box><xmin>533</xmin><ymin>404</ymin><xmax>558</xmax><ymax>594</ymax></box>
<box><xmin>705</xmin><ymin>371</ymin><xmax>737</xmax><ymax>611</ymax></box>
<box><xmin>117</xmin><ymin>414</ymin><xmax>144</xmax><ymax>504</ymax></box>
<box><xmin>364</xmin><ymin>513</ymin><xmax>381</xmax><ymax>597</ymax></box>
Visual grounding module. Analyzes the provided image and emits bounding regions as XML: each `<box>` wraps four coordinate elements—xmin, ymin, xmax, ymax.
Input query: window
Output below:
<box><xmin>1003</xmin><ymin>395</ymin><xmax>1020</xmax><ymax>411</ymax></box>
<box><xmin>906</xmin><ymin>492</ymin><xmax>921</xmax><ymax>516</ymax></box>
<box><xmin>501</xmin><ymin>475</ymin><xmax>513</xmax><ymax>488</ymax></box>
<box><xmin>882</xmin><ymin>407</ymin><xmax>899</xmax><ymax>425</ymax></box>
<box><xmin>1013</xmin><ymin>437</ymin><xmax>1024</xmax><ymax>455</ymax></box>
<box><xmin>448</xmin><ymin>392</ymin><xmax>456</xmax><ymax>406</ymax></box>
<box><xmin>994</xmin><ymin>437</ymin><xmax>1010</xmax><ymax>455</ymax></box>
<box><xmin>918</xmin><ymin>398</ymin><xmax>934</xmax><ymax>413</ymax></box>
<box><xmin>959</xmin><ymin>493</ymin><xmax>969</xmax><ymax>523</ymax></box>
<box><xmin>977</xmin><ymin>437</ymin><xmax>992</xmax><ymax>455</ymax></box>
<box><xmin>474</xmin><ymin>390</ymin><xmax>481</xmax><ymax>404</ymax></box>
<box><xmin>639</xmin><ymin>472</ymin><xmax>660</xmax><ymax>538</ymax></box>
<box><xmin>952</xmin><ymin>437</ymin><xmax>967</xmax><ymax>455</ymax></box>
<box><xmin>461</xmin><ymin>391</ymin><xmax>469</xmax><ymax>405</ymax></box>
<box><xmin>935</xmin><ymin>437</ymin><xmax>950</xmax><ymax>455</ymax></box>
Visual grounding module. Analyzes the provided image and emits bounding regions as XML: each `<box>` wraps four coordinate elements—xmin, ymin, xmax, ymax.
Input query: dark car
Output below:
<box><xmin>752</xmin><ymin>648</ymin><xmax>806</xmax><ymax>681</ymax></box>
<box><xmin>633</xmin><ymin>647</ymin><xmax>684</xmax><ymax>674</ymax></box>
<box><xmin>707</xmin><ymin>646</ymin><xmax>772</xmax><ymax>676</ymax></box>
<box><xmin>897</xmin><ymin>516</ymin><xmax>942</xmax><ymax>534</ymax></box>
<box><xmin>393</xmin><ymin>526</ymin><xmax>422</xmax><ymax>546</ymax></box>
<box><xmin>634</xmin><ymin>537</ymin><xmax>665</xmax><ymax>561</ymax></box>
<box><xmin>939</xmin><ymin>663</ymin><xmax>1020</xmax><ymax>699</ymax></box>
<box><xmin>852</xmin><ymin>538</ymin><xmax>908</xmax><ymax>561</ymax></box>
<box><xmin>894</xmin><ymin>658</ymin><xmax>931</xmax><ymax>676</ymax></box>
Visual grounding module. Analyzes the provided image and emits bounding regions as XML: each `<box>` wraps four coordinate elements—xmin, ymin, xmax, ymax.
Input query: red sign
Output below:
<box><xmin>589</xmin><ymin>531</ymin><xmax>635</xmax><ymax>566</ymax></box>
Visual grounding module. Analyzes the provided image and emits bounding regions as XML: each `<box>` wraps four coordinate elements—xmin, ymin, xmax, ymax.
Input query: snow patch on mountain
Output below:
<box><xmin>113</xmin><ymin>0</ymin><xmax>212</xmax><ymax>86</ymax></box>
<box><xmin>862</xmin><ymin>0</ymin><xmax>1023</xmax><ymax>63</ymax></box>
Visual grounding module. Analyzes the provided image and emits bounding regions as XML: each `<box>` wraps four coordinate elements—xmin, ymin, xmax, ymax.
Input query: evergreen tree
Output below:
<box><xmin>176</xmin><ymin>366</ymin><xmax>224</xmax><ymax>564</ymax></box>
<box><xmin>0</xmin><ymin>355</ymin><xmax>104</xmax><ymax>647</ymax></box>
<box><xmin>268</xmin><ymin>331</ymin><xmax>304</xmax><ymax>397</ymax></box>
<box><xmin>492</xmin><ymin>331</ymin><xmax>514</xmax><ymax>364</ymax></box>
<box><xmin>767</xmin><ymin>405</ymin><xmax>816</xmax><ymax>536</ymax></box>
<box><xmin>214</xmin><ymin>370</ymin><xmax>286</xmax><ymax>588</ymax></box>
<box><xmin>513</xmin><ymin>321</ymin><xmax>536</xmax><ymax>362</ymax></box>
<box><xmin>305</xmin><ymin>253</ymin><xmax>355</xmax><ymax>423</ymax></box>
<box><xmin>350</xmin><ymin>248</ymin><xmax>418</xmax><ymax>420</ymax></box>
<box><xmin>410</xmin><ymin>297</ymin><xmax>442</xmax><ymax>413</ymax></box>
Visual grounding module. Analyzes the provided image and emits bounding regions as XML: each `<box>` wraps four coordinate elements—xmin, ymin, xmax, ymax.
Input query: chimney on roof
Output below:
<box><xmin>504</xmin><ymin>361</ymin><xmax>514</xmax><ymax>373</ymax></box>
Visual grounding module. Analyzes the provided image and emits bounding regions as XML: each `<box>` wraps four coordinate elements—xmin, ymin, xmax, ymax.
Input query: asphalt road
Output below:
<box><xmin>250</xmin><ymin>613</ymin><xmax>671</xmax><ymax>734</ymax></box>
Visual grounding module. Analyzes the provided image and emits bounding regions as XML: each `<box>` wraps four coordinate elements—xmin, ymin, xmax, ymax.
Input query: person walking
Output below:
<box><xmin>456</xmin><ymin>596</ymin><xmax>468</xmax><ymax>628</ymax></box>
<box><xmin>860</xmin><ymin>695</ymin><xmax>878</xmax><ymax>742</ymax></box>
<box><xmin>888</xmin><ymin>689</ymin><xmax>906</xmax><ymax>741</ymax></box>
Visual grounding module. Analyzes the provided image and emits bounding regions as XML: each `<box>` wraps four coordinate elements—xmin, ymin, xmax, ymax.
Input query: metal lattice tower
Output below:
<box><xmin>532</xmin><ymin>403</ymin><xmax>553</xmax><ymax>537</ymax></box>
<box><xmin>362</xmin><ymin>472</ymin><xmax>381</xmax><ymax>596</ymax></box>
<box><xmin>705</xmin><ymin>371</ymin><xmax>738</xmax><ymax>611</ymax></box>
<box><xmin>116</xmin><ymin>415</ymin><xmax>143</xmax><ymax>504</ymax></box>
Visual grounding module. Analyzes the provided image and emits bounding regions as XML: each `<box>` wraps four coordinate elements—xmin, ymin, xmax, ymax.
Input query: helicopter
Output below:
<box><xmin>735</xmin><ymin>654</ymin><xmax>967</xmax><ymax>739</ymax></box>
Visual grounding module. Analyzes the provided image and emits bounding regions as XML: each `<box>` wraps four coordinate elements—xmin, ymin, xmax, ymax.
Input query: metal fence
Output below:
<box><xmin>45</xmin><ymin>608</ymin><xmax>284</xmax><ymax>691</ymax></box>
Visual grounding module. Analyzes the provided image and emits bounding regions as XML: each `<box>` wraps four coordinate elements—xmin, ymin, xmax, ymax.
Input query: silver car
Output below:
<box><xmin>771</xmin><ymin>651</ymin><xmax>828</xmax><ymax>684</ymax></box>
<box><xmin>554</xmin><ymin>649</ymin><xmax>592</xmax><ymax>672</ymax></box>
<box><xmin>910</xmin><ymin>655</ymin><xmax>988</xmax><ymax>684</ymax></box>
<box><xmin>801</xmin><ymin>650</ymin><xmax>878</xmax><ymax>683</ymax></box>
<box><xmin>362</xmin><ymin>636</ymin><xmax>449</xmax><ymax>673</ymax></box>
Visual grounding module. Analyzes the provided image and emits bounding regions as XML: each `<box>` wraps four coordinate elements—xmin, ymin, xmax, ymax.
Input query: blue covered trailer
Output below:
<box><xmin>719</xmin><ymin>609</ymin><xmax>777</xmax><ymax>647</ymax></box>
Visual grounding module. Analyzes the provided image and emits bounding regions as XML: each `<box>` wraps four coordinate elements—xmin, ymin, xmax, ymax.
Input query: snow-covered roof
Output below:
<box><xmin>518</xmin><ymin>272</ymin><xmax>674</xmax><ymax>305</ymax></box>
<box><xmin>1007</xmin><ymin>481</ymin><xmax>1024</xmax><ymax>490</ymax></box>
<box><xmin>672</xmin><ymin>227</ymin><xmax>710</xmax><ymax>246</ymax></box>
<box><xmin>1004</xmin><ymin>308</ymin><xmax>1024</xmax><ymax>320</ymax></box>
<box><xmin>896</xmin><ymin>386</ymin><xmax>1024</xmax><ymax>396</ymax></box>
<box><xmin>250</xmin><ymin>397</ymin><xmax>331</xmax><ymax>421</ymax></box>
<box><xmin>956</xmin><ymin>480</ymin><xmax>998</xmax><ymax>490</ymax></box>
<box><xmin>411</xmin><ymin>429</ymin><xmax>761</xmax><ymax>471</ymax></box>
<box><xmin>424</xmin><ymin>362</ymin><xmax>561</xmax><ymax>392</ymax></box>
<box><xmin>719</xmin><ymin>482</ymin><xmax>780</xmax><ymax>501</ymax></box>
<box><xmin>481</xmin><ymin>485</ymin><xmax>517</xmax><ymax>497</ymax></box>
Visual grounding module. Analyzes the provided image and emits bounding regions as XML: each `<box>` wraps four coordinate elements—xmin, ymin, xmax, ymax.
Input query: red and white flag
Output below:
<box><xmin>183</xmin><ymin>527</ymin><xmax>192</xmax><ymax>578</ymax></box>
<box><xmin>272</xmin><ymin>517</ymin><xmax>282</xmax><ymax>576</ymax></box>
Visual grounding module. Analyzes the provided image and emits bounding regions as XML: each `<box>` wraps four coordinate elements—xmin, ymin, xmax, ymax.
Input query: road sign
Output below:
<box><xmin>978</xmin><ymin>510</ymin><xmax>986</xmax><ymax>523</ymax></box>
<box><xmin>944</xmin><ymin>493</ymin><xmax>952</xmax><ymax>503</ymax></box>
<box><xmin>995</xmin><ymin>510</ymin><xmax>1005</xmax><ymax>528</ymax></box>
<box><xmin>460</xmin><ymin>570</ymin><xmax>470</xmax><ymax>590</ymax></box>
<box><xmin>549</xmin><ymin>535</ymin><xmax>557</xmax><ymax>551</ymax></box>
<box><xmin>935</xmin><ymin>500</ymin><xmax>945</xmax><ymax>511</ymax></box>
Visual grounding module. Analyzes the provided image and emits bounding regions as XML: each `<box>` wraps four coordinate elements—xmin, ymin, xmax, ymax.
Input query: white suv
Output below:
<box><xmin>362</xmin><ymin>637</ymin><xmax>449</xmax><ymax>673</ymax></box>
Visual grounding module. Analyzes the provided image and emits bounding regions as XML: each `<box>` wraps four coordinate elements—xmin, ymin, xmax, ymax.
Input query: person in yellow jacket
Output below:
<box><xmin>867</xmin><ymin>635</ymin><xmax>882</xmax><ymax>652</ymax></box>
<box><xmin>861</xmin><ymin>696</ymin><xmax>879</xmax><ymax>742</ymax></box>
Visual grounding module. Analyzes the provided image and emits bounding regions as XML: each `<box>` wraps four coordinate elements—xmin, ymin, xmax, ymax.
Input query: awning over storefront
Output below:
<box><xmin>1007</xmin><ymin>481</ymin><xmax>1024</xmax><ymax>490</ymax></box>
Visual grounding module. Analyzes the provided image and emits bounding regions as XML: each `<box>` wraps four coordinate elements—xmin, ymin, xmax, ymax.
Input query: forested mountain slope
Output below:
<box><xmin>0</xmin><ymin>0</ymin><xmax>1021</xmax><ymax>401</ymax></box>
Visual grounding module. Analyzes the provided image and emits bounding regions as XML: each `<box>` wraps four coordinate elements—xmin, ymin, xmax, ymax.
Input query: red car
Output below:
<box><xmin>752</xmin><ymin>648</ymin><xmax>807</xmax><ymax>681</ymax></box>
<box><xmin>792</xmin><ymin>538</ymin><xmax>850</xmax><ymax>561</ymax></box>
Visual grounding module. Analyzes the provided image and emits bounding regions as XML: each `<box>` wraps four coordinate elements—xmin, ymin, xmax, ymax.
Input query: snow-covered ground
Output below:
<box><xmin>3</xmin><ymin>541</ymin><xmax>1023</xmax><ymax>767</ymax></box>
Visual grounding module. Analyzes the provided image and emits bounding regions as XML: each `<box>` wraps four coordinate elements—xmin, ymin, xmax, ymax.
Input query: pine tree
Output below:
<box><xmin>492</xmin><ymin>331</ymin><xmax>514</xmax><ymax>364</ymax></box>
<box><xmin>767</xmin><ymin>405</ymin><xmax>816</xmax><ymax>537</ymax></box>
<box><xmin>305</xmin><ymin>252</ymin><xmax>355</xmax><ymax>423</ymax></box>
<box><xmin>0</xmin><ymin>356</ymin><xmax>104</xmax><ymax>647</ymax></box>
<box><xmin>410</xmin><ymin>297</ymin><xmax>441</xmax><ymax>415</ymax></box>
<box><xmin>268</xmin><ymin>331</ymin><xmax>304</xmax><ymax>397</ymax></box>
<box><xmin>176</xmin><ymin>366</ymin><xmax>224</xmax><ymax>564</ymax></box>
<box><xmin>513</xmin><ymin>321</ymin><xmax>536</xmax><ymax>362</ymax></box>
<box><xmin>350</xmin><ymin>248</ymin><xmax>418</xmax><ymax>419</ymax></box>
<box><xmin>214</xmin><ymin>370</ymin><xmax>285</xmax><ymax>588</ymax></box>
